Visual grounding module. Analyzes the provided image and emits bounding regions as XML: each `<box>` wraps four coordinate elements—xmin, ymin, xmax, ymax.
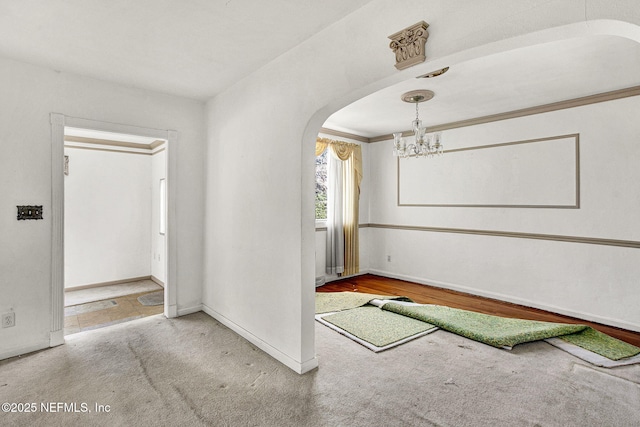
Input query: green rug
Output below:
<box><xmin>382</xmin><ymin>303</ymin><xmax>640</xmax><ymax>361</ymax></box>
<box><xmin>559</xmin><ymin>327</ymin><xmax>640</xmax><ymax>361</ymax></box>
<box><xmin>320</xmin><ymin>306</ymin><xmax>436</xmax><ymax>348</ymax></box>
<box><xmin>315</xmin><ymin>291</ymin><xmax>412</xmax><ymax>314</ymax></box>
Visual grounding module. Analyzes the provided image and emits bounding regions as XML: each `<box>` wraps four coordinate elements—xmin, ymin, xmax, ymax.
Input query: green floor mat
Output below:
<box><xmin>321</xmin><ymin>306</ymin><xmax>436</xmax><ymax>348</ymax></box>
<box><xmin>382</xmin><ymin>303</ymin><xmax>640</xmax><ymax>360</ymax></box>
<box><xmin>382</xmin><ymin>303</ymin><xmax>585</xmax><ymax>348</ymax></box>
<box><xmin>559</xmin><ymin>327</ymin><xmax>640</xmax><ymax>361</ymax></box>
<box><xmin>315</xmin><ymin>292</ymin><xmax>640</xmax><ymax>361</ymax></box>
<box><xmin>315</xmin><ymin>291</ymin><xmax>412</xmax><ymax>314</ymax></box>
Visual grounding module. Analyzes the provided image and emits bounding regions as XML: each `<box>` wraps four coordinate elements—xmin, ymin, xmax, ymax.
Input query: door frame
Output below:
<box><xmin>49</xmin><ymin>113</ymin><xmax>178</xmax><ymax>346</ymax></box>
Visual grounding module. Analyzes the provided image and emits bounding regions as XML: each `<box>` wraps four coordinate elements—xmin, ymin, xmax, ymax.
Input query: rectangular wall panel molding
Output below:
<box><xmin>397</xmin><ymin>134</ymin><xmax>580</xmax><ymax>208</ymax></box>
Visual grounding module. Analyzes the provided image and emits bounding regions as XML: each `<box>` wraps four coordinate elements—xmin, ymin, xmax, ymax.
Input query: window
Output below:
<box><xmin>315</xmin><ymin>149</ymin><xmax>328</xmax><ymax>220</ymax></box>
<box><xmin>159</xmin><ymin>178</ymin><xmax>166</xmax><ymax>235</ymax></box>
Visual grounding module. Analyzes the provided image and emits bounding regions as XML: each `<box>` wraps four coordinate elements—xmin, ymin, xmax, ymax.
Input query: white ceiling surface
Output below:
<box><xmin>325</xmin><ymin>35</ymin><xmax>640</xmax><ymax>138</ymax></box>
<box><xmin>0</xmin><ymin>0</ymin><xmax>372</xmax><ymax>100</ymax></box>
<box><xmin>2</xmin><ymin>3</ymin><xmax>639</xmax><ymax>137</ymax></box>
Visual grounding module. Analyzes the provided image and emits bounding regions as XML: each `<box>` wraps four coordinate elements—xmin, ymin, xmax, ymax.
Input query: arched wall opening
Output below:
<box><xmin>202</xmin><ymin>4</ymin><xmax>640</xmax><ymax>376</ymax></box>
<box><xmin>302</xmin><ymin>18</ymin><xmax>640</xmax><ymax>365</ymax></box>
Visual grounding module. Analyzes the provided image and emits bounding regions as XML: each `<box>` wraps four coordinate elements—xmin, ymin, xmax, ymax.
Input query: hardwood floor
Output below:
<box><xmin>64</xmin><ymin>285</ymin><xmax>163</xmax><ymax>336</ymax></box>
<box><xmin>317</xmin><ymin>274</ymin><xmax>640</xmax><ymax>348</ymax></box>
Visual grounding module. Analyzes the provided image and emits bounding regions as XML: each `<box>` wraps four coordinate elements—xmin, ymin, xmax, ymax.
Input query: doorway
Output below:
<box><xmin>49</xmin><ymin>115</ymin><xmax>177</xmax><ymax>346</ymax></box>
<box><xmin>62</xmin><ymin>126</ymin><xmax>167</xmax><ymax>334</ymax></box>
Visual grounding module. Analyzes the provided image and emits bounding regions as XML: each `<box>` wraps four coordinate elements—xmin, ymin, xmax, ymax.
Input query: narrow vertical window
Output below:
<box><xmin>315</xmin><ymin>149</ymin><xmax>328</xmax><ymax>220</ymax></box>
<box><xmin>159</xmin><ymin>178</ymin><xmax>166</xmax><ymax>235</ymax></box>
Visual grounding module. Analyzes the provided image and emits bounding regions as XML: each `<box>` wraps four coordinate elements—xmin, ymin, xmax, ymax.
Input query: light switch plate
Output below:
<box><xmin>17</xmin><ymin>205</ymin><xmax>43</xmax><ymax>220</ymax></box>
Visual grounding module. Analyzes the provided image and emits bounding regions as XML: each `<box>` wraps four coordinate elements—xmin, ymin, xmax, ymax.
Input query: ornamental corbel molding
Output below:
<box><xmin>388</xmin><ymin>21</ymin><xmax>429</xmax><ymax>70</ymax></box>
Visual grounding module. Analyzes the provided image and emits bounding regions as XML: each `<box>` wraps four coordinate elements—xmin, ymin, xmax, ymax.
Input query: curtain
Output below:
<box><xmin>342</xmin><ymin>152</ymin><xmax>359</xmax><ymax>276</ymax></box>
<box><xmin>316</xmin><ymin>137</ymin><xmax>362</xmax><ymax>277</ymax></box>
<box><xmin>325</xmin><ymin>152</ymin><xmax>344</xmax><ymax>275</ymax></box>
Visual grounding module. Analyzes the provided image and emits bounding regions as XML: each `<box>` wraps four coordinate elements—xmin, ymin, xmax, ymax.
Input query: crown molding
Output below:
<box><xmin>64</xmin><ymin>135</ymin><xmax>153</xmax><ymax>150</ymax></box>
<box><xmin>150</xmin><ymin>139</ymin><xmax>166</xmax><ymax>149</ymax></box>
<box><xmin>63</xmin><ymin>145</ymin><xmax>152</xmax><ymax>155</ymax></box>
<box><xmin>64</xmin><ymin>135</ymin><xmax>166</xmax><ymax>155</ymax></box>
<box><xmin>369</xmin><ymin>85</ymin><xmax>640</xmax><ymax>143</ymax></box>
<box><xmin>319</xmin><ymin>127</ymin><xmax>370</xmax><ymax>143</ymax></box>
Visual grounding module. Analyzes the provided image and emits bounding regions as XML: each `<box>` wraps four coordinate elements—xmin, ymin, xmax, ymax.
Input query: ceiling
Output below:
<box><xmin>0</xmin><ymin>0</ymin><xmax>372</xmax><ymax>100</ymax></box>
<box><xmin>1</xmin><ymin>3</ymin><xmax>639</xmax><ymax>137</ymax></box>
<box><xmin>324</xmin><ymin>35</ymin><xmax>640</xmax><ymax>139</ymax></box>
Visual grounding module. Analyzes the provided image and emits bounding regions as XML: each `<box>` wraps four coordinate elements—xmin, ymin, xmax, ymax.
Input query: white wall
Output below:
<box><xmin>151</xmin><ymin>148</ymin><xmax>167</xmax><ymax>284</ymax></box>
<box><xmin>0</xmin><ymin>55</ymin><xmax>204</xmax><ymax>360</ymax></box>
<box><xmin>64</xmin><ymin>147</ymin><xmax>152</xmax><ymax>288</ymax></box>
<box><xmin>367</xmin><ymin>96</ymin><xmax>640</xmax><ymax>331</ymax></box>
<box><xmin>203</xmin><ymin>0</ymin><xmax>640</xmax><ymax>373</ymax></box>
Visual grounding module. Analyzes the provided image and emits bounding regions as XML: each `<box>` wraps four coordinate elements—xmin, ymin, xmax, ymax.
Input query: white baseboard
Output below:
<box><xmin>50</xmin><ymin>329</ymin><xmax>64</xmax><ymax>347</ymax></box>
<box><xmin>177</xmin><ymin>304</ymin><xmax>202</xmax><ymax>317</ymax></box>
<box><xmin>201</xmin><ymin>304</ymin><xmax>318</xmax><ymax>374</ymax></box>
<box><xmin>164</xmin><ymin>304</ymin><xmax>178</xmax><ymax>319</ymax></box>
<box><xmin>368</xmin><ymin>269</ymin><xmax>640</xmax><ymax>333</ymax></box>
<box><xmin>0</xmin><ymin>341</ymin><xmax>50</xmax><ymax>361</ymax></box>
<box><xmin>150</xmin><ymin>275</ymin><xmax>165</xmax><ymax>288</ymax></box>
<box><xmin>65</xmin><ymin>275</ymin><xmax>152</xmax><ymax>291</ymax></box>
<box><xmin>318</xmin><ymin>270</ymin><xmax>369</xmax><ymax>287</ymax></box>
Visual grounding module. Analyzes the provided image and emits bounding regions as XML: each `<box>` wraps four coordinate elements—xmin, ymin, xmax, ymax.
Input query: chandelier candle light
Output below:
<box><xmin>393</xmin><ymin>89</ymin><xmax>443</xmax><ymax>158</ymax></box>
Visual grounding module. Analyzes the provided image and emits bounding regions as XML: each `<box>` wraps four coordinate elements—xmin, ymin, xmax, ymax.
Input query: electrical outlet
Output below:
<box><xmin>2</xmin><ymin>312</ymin><xmax>15</xmax><ymax>328</ymax></box>
<box><xmin>387</xmin><ymin>255</ymin><xmax>391</xmax><ymax>262</ymax></box>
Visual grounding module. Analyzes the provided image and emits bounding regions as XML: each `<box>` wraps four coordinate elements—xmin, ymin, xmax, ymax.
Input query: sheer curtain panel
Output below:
<box><xmin>316</xmin><ymin>138</ymin><xmax>362</xmax><ymax>277</ymax></box>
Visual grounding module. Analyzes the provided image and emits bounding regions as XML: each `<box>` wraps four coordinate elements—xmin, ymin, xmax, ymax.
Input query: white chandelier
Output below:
<box><xmin>393</xmin><ymin>89</ymin><xmax>443</xmax><ymax>158</ymax></box>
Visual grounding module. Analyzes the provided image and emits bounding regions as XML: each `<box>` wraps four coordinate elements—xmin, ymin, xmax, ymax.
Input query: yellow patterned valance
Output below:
<box><xmin>316</xmin><ymin>137</ymin><xmax>362</xmax><ymax>192</ymax></box>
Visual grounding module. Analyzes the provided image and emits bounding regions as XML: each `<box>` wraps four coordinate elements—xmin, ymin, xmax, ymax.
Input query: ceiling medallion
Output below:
<box><xmin>400</xmin><ymin>89</ymin><xmax>434</xmax><ymax>103</ymax></box>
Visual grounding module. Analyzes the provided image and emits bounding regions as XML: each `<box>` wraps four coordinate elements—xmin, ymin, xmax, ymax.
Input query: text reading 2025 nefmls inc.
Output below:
<box><xmin>2</xmin><ymin>402</ymin><xmax>111</xmax><ymax>413</ymax></box>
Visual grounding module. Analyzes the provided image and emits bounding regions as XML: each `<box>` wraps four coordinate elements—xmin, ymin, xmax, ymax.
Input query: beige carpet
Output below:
<box><xmin>1</xmin><ymin>312</ymin><xmax>639</xmax><ymax>426</ymax></box>
<box><xmin>65</xmin><ymin>280</ymin><xmax>162</xmax><ymax>306</ymax></box>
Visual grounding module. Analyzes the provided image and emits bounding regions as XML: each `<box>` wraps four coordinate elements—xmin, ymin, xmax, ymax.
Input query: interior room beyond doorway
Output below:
<box><xmin>63</xmin><ymin>127</ymin><xmax>168</xmax><ymax>334</ymax></box>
